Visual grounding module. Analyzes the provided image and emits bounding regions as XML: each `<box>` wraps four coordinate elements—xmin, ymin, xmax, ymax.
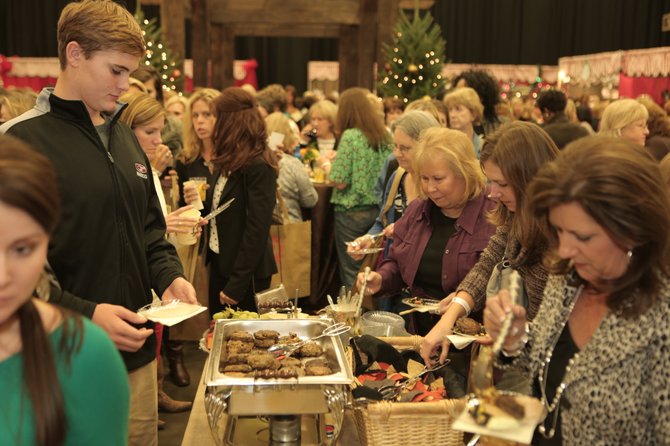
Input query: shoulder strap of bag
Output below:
<box><xmin>380</xmin><ymin>167</ymin><xmax>406</xmax><ymax>228</ymax></box>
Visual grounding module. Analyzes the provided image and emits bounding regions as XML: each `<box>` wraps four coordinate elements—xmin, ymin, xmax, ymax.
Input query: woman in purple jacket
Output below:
<box><xmin>358</xmin><ymin>128</ymin><xmax>496</xmax><ymax>332</ymax></box>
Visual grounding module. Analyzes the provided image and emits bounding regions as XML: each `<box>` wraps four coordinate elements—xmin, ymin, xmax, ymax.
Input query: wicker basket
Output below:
<box><xmin>348</xmin><ymin>336</ymin><xmax>466</xmax><ymax>446</ymax></box>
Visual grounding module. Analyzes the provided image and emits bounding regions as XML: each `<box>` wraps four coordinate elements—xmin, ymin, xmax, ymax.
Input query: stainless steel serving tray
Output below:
<box><xmin>205</xmin><ymin>319</ymin><xmax>354</xmax><ymax>387</ymax></box>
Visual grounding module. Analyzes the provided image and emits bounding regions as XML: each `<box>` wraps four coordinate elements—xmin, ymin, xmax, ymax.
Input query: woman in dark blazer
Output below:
<box><xmin>206</xmin><ymin>87</ymin><xmax>279</xmax><ymax>314</ymax></box>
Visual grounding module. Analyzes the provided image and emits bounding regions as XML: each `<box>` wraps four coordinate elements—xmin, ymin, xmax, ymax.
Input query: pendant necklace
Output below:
<box><xmin>537</xmin><ymin>282</ymin><xmax>584</xmax><ymax>439</ymax></box>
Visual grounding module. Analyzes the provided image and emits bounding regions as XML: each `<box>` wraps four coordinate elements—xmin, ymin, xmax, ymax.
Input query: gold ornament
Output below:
<box><xmin>408</xmin><ymin>64</ymin><xmax>419</xmax><ymax>73</ymax></box>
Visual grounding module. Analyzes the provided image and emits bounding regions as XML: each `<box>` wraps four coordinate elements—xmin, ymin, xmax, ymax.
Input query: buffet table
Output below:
<box><xmin>304</xmin><ymin>182</ymin><xmax>340</xmax><ymax>311</ymax></box>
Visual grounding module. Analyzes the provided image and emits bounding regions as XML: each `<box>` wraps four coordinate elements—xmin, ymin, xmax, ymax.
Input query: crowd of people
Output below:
<box><xmin>1</xmin><ymin>0</ymin><xmax>670</xmax><ymax>445</ymax></box>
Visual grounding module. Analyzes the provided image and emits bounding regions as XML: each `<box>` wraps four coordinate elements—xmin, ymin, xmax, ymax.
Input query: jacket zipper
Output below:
<box><xmin>89</xmin><ymin>118</ymin><xmax>128</xmax><ymax>304</ymax></box>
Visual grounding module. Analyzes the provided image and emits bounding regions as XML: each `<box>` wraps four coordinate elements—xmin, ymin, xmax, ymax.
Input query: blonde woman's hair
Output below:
<box><xmin>599</xmin><ymin>99</ymin><xmax>649</xmax><ymax>137</ymax></box>
<box><xmin>412</xmin><ymin>127</ymin><xmax>486</xmax><ymax>207</ymax></box>
<box><xmin>309</xmin><ymin>100</ymin><xmax>338</xmax><ymax>132</ymax></box>
<box><xmin>181</xmin><ymin>88</ymin><xmax>221</xmax><ymax>163</ymax></box>
<box><xmin>165</xmin><ymin>95</ymin><xmax>188</xmax><ymax>114</ymax></box>
<box><xmin>405</xmin><ymin>98</ymin><xmax>441</xmax><ymax>123</ymax></box>
<box><xmin>443</xmin><ymin>87</ymin><xmax>484</xmax><ymax>122</ymax></box>
<box><xmin>118</xmin><ymin>92</ymin><xmax>165</xmax><ymax>129</ymax></box>
<box><xmin>265</xmin><ymin>112</ymin><xmax>297</xmax><ymax>153</ymax></box>
<box><xmin>57</xmin><ymin>0</ymin><xmax>144</xmax><ymax>70</ymax></box>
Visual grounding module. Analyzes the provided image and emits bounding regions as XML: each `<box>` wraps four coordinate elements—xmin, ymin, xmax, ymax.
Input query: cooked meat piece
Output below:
<box><xmin>305</xmin><ymin>365</ymin><xmax>332</xmax><ymax>376</ymax></box>
<box><xmin>495</xmin><ymin>395</ymin><xmax>525</xmax><ymax>420</ymax></box>
<box><xmin>228</xmin><ymin>331</ymin><xmax>254</xmax><ymax>343</ymax></box>
<box><xmin>254</xmin><ymin>338</ymin><xmax>277</xmax><ymax>349</ymax></box>
<box><xmin>279</xmin><ymin>357</ymin><xmax>303</xmax><ymax>369</ymax></box>
<box><xmin>254</xmin><ymin>329</ymin><xmax>280</xmax><ymax>340</ymax></box>
<box><xmin>222</xmin><ymin>364</ymin><xmax>252</xmax><ymax>373</ymax></box>
<box><xmin>226</xmin><ymin>339</ymin><xmax>253</xmax><ymax>354</ymax></box>
<box><xmin>277</xmin><ymin>333</ymin><xmax>302</xmax><ymax>345</ymax></box>
<box><xmin>305</xmin><ymin>358</ymin><xmax>329</xmax><ymax>368</ymax></box>
<box><xmin>297</xmin><ymin>342</ymin><xmax>323</xmax><ymax>357</ymax></box>
<box><xmin>246</xmin><ymin>352</ymin><xmax>279</xmax><ymax>370</ymax></box>
<box><xmin>454</xmin><ymin>317</ymin><xmax>483</xmax><ymax>336</ymax></box>
<box><xmin>225</xmin><ymin>353</ymin><xmax>249</xmax><ymax>365</ymax></box>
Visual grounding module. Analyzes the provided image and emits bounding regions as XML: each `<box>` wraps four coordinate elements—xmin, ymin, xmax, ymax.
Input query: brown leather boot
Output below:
<box><xmin>165</xmin><ymin>340</ymin><xmax>190</xmax><ymax>387</ymax></box>
<box><xmin>158</xmin><ymin>390</ymin><xmax>193</xmax><ymax>413</ymax></box>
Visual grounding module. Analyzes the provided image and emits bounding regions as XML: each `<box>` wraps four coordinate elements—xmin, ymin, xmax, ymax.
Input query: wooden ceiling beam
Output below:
<box><xmin>231</xmin><ymin>24</ymin><xmax>341</xmax><ymax>38</ymax></box>
<box><xmin>210</xmin><ymin>0</ymin><xmax>360</xmax><ymax>26</ymax></box>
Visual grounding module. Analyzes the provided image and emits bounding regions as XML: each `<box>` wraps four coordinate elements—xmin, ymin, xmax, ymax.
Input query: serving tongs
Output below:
<box><xmin>201</xmin><ymin>197</ymin><xmax>235</xmax><ymax>222</ymax></box>
<box><xmin>377</xmin><ymin>358</ymin><xmax>451</xmax><ymax>400</ymax></box>
<box><xmin>267</xmin><ymin>322</ymin><xmax>351</xmax><ymax>358</ymax></box>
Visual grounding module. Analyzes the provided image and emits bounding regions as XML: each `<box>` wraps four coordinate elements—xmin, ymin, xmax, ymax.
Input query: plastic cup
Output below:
<box><xmin>175</xmin><ymin>208</ymin><xmax>201</xmax><ymax>245</ymax></box>
<box><xmin>190</xmin><ymin>177</ymin><xmax>207</xmax><ymax>201</ymax></box>
<box><xmin>183</xmin><ymin>180</ymin><xmax>204</xmax><ymax>210</ymax></box>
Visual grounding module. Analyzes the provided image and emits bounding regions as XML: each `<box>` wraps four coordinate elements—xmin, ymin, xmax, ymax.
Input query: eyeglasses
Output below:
<box><xmin>393</xmin><ymin>144</ymin><xmax>413</xmax><ymax>154</ymax></box>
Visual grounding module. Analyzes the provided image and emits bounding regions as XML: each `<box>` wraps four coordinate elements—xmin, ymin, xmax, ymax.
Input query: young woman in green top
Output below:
<box><xmin>329</xmin><ymin>88</ymin><xmax>393</xmax><ymax>287</ymax></box>
<box><xmin>0</xmin><ymin>136</ymin><xmax>129</xmax><ymax>446</ymax></box>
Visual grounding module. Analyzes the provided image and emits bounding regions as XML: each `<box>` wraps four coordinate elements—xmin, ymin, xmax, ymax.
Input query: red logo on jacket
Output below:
<box><xmin>135</xmin><ymin>163</ymin><xmax>148</xmax><ymax>174</ymax></box>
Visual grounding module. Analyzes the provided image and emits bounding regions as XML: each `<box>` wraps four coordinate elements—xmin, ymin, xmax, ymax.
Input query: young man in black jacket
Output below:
<box><xmin>0</xmin><ymin>1</ymin><xmax>196</xmax><ymax>445</ymax></box>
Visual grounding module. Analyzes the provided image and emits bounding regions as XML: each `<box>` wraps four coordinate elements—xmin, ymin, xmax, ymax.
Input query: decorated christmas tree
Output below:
<box><xmin>134</xmin><ymin>6</ymin><xmax>184</xmax><ymax>92</ymax></box>
<box><xmin>377</xmin><ymin>7</ymin><xmax>446</xmax><ymax>102</ymax></box>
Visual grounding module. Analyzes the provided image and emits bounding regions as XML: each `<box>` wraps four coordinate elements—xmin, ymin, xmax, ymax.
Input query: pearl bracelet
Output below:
<box><xmin>452</xmin><ymin>296</ymin><xmax>471</xmax><ymax>316</ymax></box>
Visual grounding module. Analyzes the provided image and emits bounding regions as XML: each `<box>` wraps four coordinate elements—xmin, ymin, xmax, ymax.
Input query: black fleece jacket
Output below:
<box><xmin>1</xmin><ymin>88</ymin><xmax>184</xmax><ymax>370</ymax></box>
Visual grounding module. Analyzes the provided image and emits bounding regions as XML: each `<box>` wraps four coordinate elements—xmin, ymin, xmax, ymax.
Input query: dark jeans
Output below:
<box><xmin>334</xmin><ymin>207</ymin><xmax>378</xmax><ymax>289</ymax></box>
<box><xmin>208</xmin><ymin>251</ymin><xmax>271</xmax><ymax>316</ymax></box>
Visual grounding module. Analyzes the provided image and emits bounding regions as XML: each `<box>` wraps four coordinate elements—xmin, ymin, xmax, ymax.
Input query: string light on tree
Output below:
<box><xmin>134</xmin><ymin>6</ymin><xmax>183</xmax><ymax>91</ymax></box>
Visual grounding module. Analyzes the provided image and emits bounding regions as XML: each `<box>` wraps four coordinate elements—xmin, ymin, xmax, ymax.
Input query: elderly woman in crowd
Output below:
<box><xmin>486</xmin><ymin>136</ymin><xmax>670</xmax><ymax>444</ymax></box>
<box><xmin>302</xmin><ymin>99</ymin><xmax>339</xmax><ymax>172</ymax></box>
<box><xmin>0</xmin><ymin>136</ymin><xmax>129</xmax><ymax>445</ymax></box>
<box><xmin>444</xmin><ymin>87</ymin><xmax>485</xmax><ymax>158</ymax></box>
<box><xmin>329</xmin><ymin>87</ymin><xmax>393</xmax><ymax>288</ymax></box>
<box><xmin>421</xmin><ymin>122</ymin><xmax>559</xmax><ymax>372</ymax></box>
<box><xmin>598</xmin><ymin>98</ymin><xmax>649</xmax><ymax>146</ymax></box>
<box><xmin>265</xmin><ymin>111</ymin><xmax>318</xmax><ymax>222</ymax></box>
<box><xmin>358</xmin><ymin>128</ymin><xmax>496</xmax><ymax>332</ymax></box>
<box><xmin>349</xmin><ymin>111</ymin><xmax>440</xmax><ymax>251</ymax></box>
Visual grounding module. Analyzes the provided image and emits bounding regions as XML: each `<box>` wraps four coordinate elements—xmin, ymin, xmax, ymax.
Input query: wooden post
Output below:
<box><xmin>377</xmin><ymin>0</ymin><xmax>399</xmax><ymax>77</ymax></box>
<box><xmin>357</xmin><ymin>0</ymin><xmax>378</xmax><ymax>90</ymax></box>
<box><xmin>160</xmin><ymin>0</ymin><xmax>186</xmax><ymax>91</ymax></box>
<box><xmin>211</xmin><ymin>23</ymin><xmax>234</xmax><ymax>90</ymax></box>
<box><xmin>191</xmin><ymin>0</ymin><xmax>209</xmax><ymax>87</ymax></box>
<box><xmin>338</xmin><ymin>25</ymin><xmax>358</xmax><ymax>91</ymax></box>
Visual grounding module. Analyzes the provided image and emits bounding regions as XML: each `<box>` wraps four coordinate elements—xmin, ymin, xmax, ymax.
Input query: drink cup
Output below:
<box><xmin>175</xmin><ymin>208</ymin><xmax>201</xmax><ymax>245</ymax></box>
<box><xmin>190</xmin><ymin>177</ymin><xmax>208</xmax><ymax>201</ymax></box>
<box><xmin>183</xmin><ymin>180</ymin><xmax>204</xmax><ymax>210</ymax></box>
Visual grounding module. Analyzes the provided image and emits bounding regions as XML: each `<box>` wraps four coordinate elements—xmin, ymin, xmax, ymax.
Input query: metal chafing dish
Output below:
<box><xmin>204</xmin><ymin>319</ymin><xmax>353</xmax><ymax>446</ymax></box>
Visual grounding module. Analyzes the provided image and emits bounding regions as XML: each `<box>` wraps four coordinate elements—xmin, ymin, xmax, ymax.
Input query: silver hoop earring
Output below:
<box><xmin>626</xmin><ymin>249</ymin><xmax>633</xmax><ymax>263</ymax></box>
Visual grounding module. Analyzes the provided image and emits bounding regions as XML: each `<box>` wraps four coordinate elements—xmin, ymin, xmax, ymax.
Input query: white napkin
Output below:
<box><xmin>446</xmin><ymin>333</ymin><xmax>480</xmax><ymax>349</ymax></box>
<box><xmin>138</xmin><ymin>302</ymin><xmax>207</xmax><ymax>327</ymax></box>
<box><xmin>452</xmin><ymin>394</ymin><xmax>546</xmax><ymax>444</ymax></box>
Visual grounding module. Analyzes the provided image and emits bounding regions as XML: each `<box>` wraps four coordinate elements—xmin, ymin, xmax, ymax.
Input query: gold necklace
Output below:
<box><xmin>537</xmin><ymin>281</ymin><xmax>584</xmax><ymax>439</ymax></box>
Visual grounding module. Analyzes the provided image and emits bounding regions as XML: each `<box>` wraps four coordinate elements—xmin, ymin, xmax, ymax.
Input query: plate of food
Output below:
<box><xmin>453</xmin><ymin>390</ymin><xmax>546</xmax><ymax>443</ymax></box>
<box><xmin>447</xmin><ymin>317</ymin><xmax>488</xmax><ymax>349</ymax></box>
<box><xmin>401</xmin><ymin>296</ymin><xmax>442</xmax><ymax>309</ymax></box>
<box><xmin>137</xmin><ymin>300</ymin><xmax>207</xmax><ymax>327</ymax></box>
<box><xmin>345</xmin><ymin>246</ymin><xmax>384</xmax><ymax>255</ymax></box>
